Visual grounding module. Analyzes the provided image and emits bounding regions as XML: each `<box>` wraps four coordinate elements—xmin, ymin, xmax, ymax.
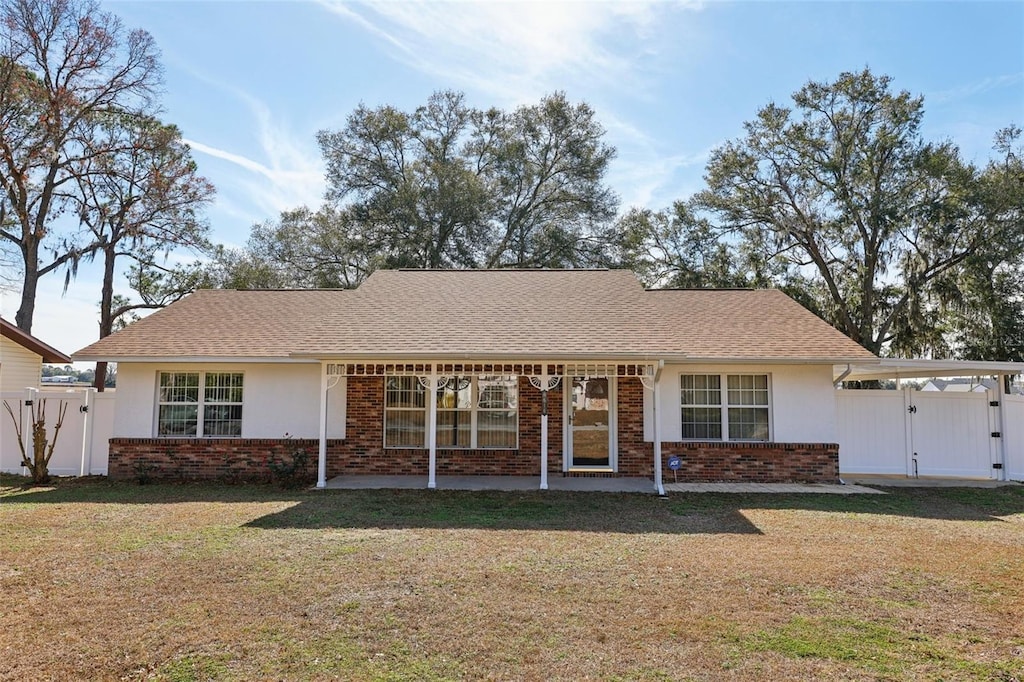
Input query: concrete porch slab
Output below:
<box><xmin>321</xmin><ymin>476</ymin><xmax>891</xmax><ymax>494</ymax></box>
<box><xmin>323</xmin><ymin>475</ymin><xmax>657</xmax><ymax>493</ymax></box>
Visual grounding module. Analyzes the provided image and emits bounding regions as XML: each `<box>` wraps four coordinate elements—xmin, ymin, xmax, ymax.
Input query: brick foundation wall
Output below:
<box><xmin>108</xmin><ymin>438</ymin><xmax>322</xmax><ymax>482</ymax></box>
<box><xmin>659</xmin><ymin>442</ymin><xmax>839</xmax><ymax>483</ymax></box>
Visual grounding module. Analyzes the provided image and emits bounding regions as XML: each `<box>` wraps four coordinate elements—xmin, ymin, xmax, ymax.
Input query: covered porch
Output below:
<box><xmin>313</xmin><ymin>360</ymin><xmax>669</xmax><ymax>494</ymax></box>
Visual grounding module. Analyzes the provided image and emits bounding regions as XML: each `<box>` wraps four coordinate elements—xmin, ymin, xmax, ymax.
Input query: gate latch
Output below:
<box><xmin>907</xmin><ymin>405</ymin><xmax>917</xmax><ymax>414</ymax></box>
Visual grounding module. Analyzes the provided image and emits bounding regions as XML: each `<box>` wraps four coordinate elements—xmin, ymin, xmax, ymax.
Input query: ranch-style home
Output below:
<box><xmin>73</xmin><ymin>269</ymin><xmax>880</xmax><ymax>493</ymax></box>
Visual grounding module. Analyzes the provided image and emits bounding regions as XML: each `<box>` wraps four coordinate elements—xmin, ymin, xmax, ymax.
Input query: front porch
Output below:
<box><xmin>315</xmin><ymin>361</ymin><xmax>669</xmax><ymax>494</ymax></box>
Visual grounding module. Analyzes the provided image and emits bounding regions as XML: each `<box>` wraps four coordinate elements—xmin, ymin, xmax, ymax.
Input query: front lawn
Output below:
<box><xmin>2</xmin><ymin>476</ymin><xmax>1023</xmax><ymax>681</ymax></box>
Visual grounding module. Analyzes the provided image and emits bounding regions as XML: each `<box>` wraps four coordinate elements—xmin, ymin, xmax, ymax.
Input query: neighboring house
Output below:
<box><xmin>73</xmin><ymin>269</ymin><xmax>878</xmax><ymax>490</ymax></box>
<box><xmin>921</xmin><ymin>378</ymin><xmax>996</xmax><ymax>393</ymax></box>
<box><xmin>1</xmin><ymin>318</ymin><xmax>72</xmax><ymax>392</ymax></box>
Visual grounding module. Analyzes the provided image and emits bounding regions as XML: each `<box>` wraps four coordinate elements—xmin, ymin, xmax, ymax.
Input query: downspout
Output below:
<box><xmin>833</xmin><ymin>363</ymin><xmax>852</xmax><ymax>388</ymax></box>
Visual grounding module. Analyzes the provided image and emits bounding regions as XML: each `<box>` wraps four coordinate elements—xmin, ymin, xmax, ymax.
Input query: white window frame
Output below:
<box><xmin>383</xmin><ymin>375</ymin><xmax>519</xmax><ymax>450</ymax></box>
<box><xmin>679</xmin><ymin>373</ymin><xmax>772</xmax><ymax>442</ymax></box>
<box><xmin>383</xmin><ymin>376</ymin><xmax>428</xmax><ymax>449</ymax></box>
<box><xmin>155</xmin><ymin>371</ymin><xmax>244</xmax><ymax>438</ymax></box>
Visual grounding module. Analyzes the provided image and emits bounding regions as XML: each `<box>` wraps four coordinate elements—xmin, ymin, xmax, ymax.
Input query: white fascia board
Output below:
<box><xmin>70</xmin><ymin>355</ymin><xmax>320</xmax><ymax>364</ymax></box>
<box><xmin>667</xmin><ymin>356</ymin><xmax>879</xmax><ymax>366</ymax></box>
<box><xmin>835</xmin><ymin>358</ymin><xmax>1024</xmax><ymax>381</ymax></box>
<box><xmin>289</xmin><ymin>352</ymin><xmax>681</xmax><ymax>362</ymax></box>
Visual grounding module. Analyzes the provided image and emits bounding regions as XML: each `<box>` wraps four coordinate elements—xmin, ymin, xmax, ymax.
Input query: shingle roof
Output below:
<box><xmin>72</xmin><ymin>269</ymin><xmax>876</xmax><ymax>362</ymax></box>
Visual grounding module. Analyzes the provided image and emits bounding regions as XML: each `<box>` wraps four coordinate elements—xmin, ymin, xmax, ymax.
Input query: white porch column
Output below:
<box><xmin>317</xmin><ymin>363</ymin><xmax>329</xmax><ymax>489</ymax></box>
<box><xmin>540</xmin><ymin>368</ymin><xmax>549</xmax><ymax>491</ymax></box>
<box><xmin>79</xmin><ymin>388</ymin><xmax>96</xmax><ymax>477</ymax></box>
<box><xmin>653</xmin><ymin>362</ymin><xmax>665</xmax><ymax>496</ymax></box>
<box><xmin>427</xmin><ymin>366</ymin><xmax>438</xmax><ymax>489</ymax></box>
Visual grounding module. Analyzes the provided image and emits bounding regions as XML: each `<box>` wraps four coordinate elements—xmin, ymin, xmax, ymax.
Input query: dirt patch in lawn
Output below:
<box><xmin>2</xmin><ymin>477</ymin><xmax>1023</xmax><ymax>681</ymax></box>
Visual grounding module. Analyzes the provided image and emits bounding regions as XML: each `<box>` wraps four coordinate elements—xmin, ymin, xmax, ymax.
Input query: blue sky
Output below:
<box><xmin>4</xmin><ymin>0</ymin><xmax>1022</xmax><ymax>361</ymax></box>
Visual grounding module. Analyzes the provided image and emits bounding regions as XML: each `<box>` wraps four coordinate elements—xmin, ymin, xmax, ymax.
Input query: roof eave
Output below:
<box><xmin>1</xmin><ymin>318</ymin><xmax>72</xmax><ymax>364</ymax></box>
<box><xmin>70</xmin><ymin>354</ymin><xmax>319</xmax><ymax>364</ymax></box>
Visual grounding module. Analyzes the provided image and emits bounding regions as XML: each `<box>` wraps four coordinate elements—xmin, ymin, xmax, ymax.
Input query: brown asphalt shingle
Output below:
<box><xmin>72</xmin><ymin>269</ymin><xmax>876</xmax><ymax>362</ymax></box>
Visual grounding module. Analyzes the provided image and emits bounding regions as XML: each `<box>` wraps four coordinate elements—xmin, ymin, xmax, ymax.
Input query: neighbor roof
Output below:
<box><xmin>1</xmin><ymin>318</ymin><xmax>72</xmax><ymax>364</ymax></box>
<box><xmin>73</xmin><ymin>269</ymin><xmax>876</xmax><ymax>363</ymax></box>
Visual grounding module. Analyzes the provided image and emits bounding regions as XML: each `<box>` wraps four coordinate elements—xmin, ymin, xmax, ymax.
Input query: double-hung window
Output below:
<box><xmin>384</xmin><ymin>377</ymin><xmax>427</xmax><ymax>447</ymax></box>
<box><xmin>680</xmin><ymin>373</ymin><xmax>769</xmax><ymax>441</ymax></box>
<box><xmin>157</xmin><ymin>371</ymin><xmax>244</xmax><ymax>437</ymax></box>
<box><xmin>384</xmin><ymin>375</ymin><xmax>518</xmax><ymax>449</ymax></box>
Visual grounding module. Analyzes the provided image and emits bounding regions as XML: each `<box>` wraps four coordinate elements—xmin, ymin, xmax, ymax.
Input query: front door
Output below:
<box><xmin>567</xmin><ymin>377</ymin><xmax>614</xmax><ymax>469</ymax></box>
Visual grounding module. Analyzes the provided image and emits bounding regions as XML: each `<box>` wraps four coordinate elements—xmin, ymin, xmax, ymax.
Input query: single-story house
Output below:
<box><xmin>72</xmin><ymin>269</ymin><xmax>878</xmax><ymax>492</ymax></box>
<box><xmin>1</xmin><ymin>317</ymin><xmax>72</xmax><ymax>392</ymax></box>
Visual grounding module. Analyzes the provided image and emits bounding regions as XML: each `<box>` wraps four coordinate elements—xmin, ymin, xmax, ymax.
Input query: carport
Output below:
<box><xmin>834</xmin><ymin>359</ymin><xmax>1024</xmax><ymax>482</ymax></box>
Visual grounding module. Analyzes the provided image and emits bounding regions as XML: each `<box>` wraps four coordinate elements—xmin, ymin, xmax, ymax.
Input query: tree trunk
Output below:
<box><xmin>14</xmin><ymin>240</ymin><xmax>39</xmax><ymax>333</ymax></box>
<box><xmin>93</xmin><ymin>245</ymin><xmax>117</xmax><ymax>392</ymax></box>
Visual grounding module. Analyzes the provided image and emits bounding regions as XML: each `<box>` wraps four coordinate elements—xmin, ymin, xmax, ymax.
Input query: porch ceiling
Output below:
<box><xmin>834</xmin><ymin>358</ymin><xmax>1024</xmax><ymax>382</ymax></box>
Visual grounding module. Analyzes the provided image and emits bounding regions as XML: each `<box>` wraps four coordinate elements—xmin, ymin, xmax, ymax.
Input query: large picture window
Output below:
<box><xmin>157</xmin><ymin>371</ymin><xmax>244</xmax><ymax>437</ymax></box>
<box><xmin>680</xmin><ymin>373</ymin><xmax>769</xmax><ymax>441</ymax></box>
<box><xmin>384</xmin><ymin>375</ymin><xmax>518</xmax><ymax>449</ymax></box>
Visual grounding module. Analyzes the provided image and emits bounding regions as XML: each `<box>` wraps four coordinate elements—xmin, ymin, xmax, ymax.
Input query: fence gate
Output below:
<box><xmin>837</xmin><ymin>388</ymin><xmax>1000</xmax><ymax>480</ymax></box>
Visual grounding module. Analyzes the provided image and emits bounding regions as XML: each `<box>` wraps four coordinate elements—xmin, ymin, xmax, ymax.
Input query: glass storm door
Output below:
<box><xmin>568</xmin><ymin>377</ymin><xmax>611</xmax><ymax>468</ymax></box>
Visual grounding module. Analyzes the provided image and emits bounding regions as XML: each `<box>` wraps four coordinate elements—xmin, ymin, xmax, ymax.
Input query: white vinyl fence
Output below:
<box><xmin>1006</xmin><ymin>394</ymin><xmax>1024</xmax><ymax>482</ymax></box>
<box><xmin>838</xmin><ymin>386</ymin><xmax>1021</xmax><ymax>481</ymax></box>
<box><xmin>1</xmin><ymin>388</ymin><xmax>115</xmax><ymax>476</ymax></box>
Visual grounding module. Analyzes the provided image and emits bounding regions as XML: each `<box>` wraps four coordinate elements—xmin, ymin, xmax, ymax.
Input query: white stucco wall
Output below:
<box><xmin>644</xmin><ymin>363</ymin><xmax>838</xmax><ymax>443</ymax></box>
<box><xmin>0</xmin><ymin>336</ymin><xmax>43</xmax><ymax>392</ymax></box>
<box><xmin>113</xmin><ymin>362</ymin><xmax>346</xmax><ymax>439</ymax></box>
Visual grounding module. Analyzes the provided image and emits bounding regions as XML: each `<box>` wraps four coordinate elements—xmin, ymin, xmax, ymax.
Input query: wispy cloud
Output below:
<box><xmin>929</xmin><ymin>73</ymin><xmax>1024</xmax><ymax>104</ymax></box>
<box><xmin>317</xmin><ymin>0</ymin><xmax>697</xmax><ymax>103</ymax></box>
<box><xmin>183</xmin><ymin>94</ymin><xmax>325</xmax><ymax>226</ymax></box>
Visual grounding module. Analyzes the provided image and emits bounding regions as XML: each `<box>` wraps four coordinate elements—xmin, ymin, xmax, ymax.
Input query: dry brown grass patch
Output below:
<box><xmin>1</xmin><ymin>477</ymin><xmax>1023</xmax><ymax>680</ymax></box>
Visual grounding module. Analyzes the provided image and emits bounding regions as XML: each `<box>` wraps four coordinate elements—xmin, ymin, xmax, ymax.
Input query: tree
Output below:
<box><xmin>244</xmin><ymin>206</ymin><xmax>370</xmax><ymax>288</ymax></box>
<box><xmin>481</xmin><ymin>92</ymin><xmax>618</xmax><ymax>267</ymax></box>
<box><xmin>3</xmin><ymin>396</ymin><xmax>68</xmax><ymax>484</ymax></box>
<box><xmin>313</xmin><ymin>90</ymin><xmax>618</xmax><ymax>277</ymax></box>
<box><xmin>691</xmin><ymin>69</ymin><xmax>1003</xmax><ymax>355</ymax></box>
<box><xmin>923</xmin><ymin>126</ymin><xmax>1024</xmax><ymax>361</ymax></box>
<box><xmin>72</xmin><ymin>113</ymin><xmax>214</xmax><ymax>389</ymax></box>
<box><xmin>0</xmin><ymin>0</ymin><xmax>161</xmax><ymax>333</ymax></box>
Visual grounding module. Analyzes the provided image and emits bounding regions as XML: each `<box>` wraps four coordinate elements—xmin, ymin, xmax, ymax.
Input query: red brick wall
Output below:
<box><xmin>659</xmin><ymin>442</ymin><xmax>839</xmax><ymax>483</ymax></box>
<box><xmin>328</xmin><ymin>376</ymin><xmax>563</xmax><ymax>477</ymax></box>
<box><xmin>107</xmin><ymin>374</ymin><xmax>838</xmax><ymax>484</ymax></box>
<box><xmin>617</xmin><ymin>377</ymin><xmax>654</xmax><ymax>476</ymax></box>
<box><xmin>108</xmin><ymin>437</ymin><xmax>321</xmax><ymax>482</ymax></box>
<box><xmin>108</xmin><ymin>375</ymin><xmax>567</xmax><ymax>481</ymax></box>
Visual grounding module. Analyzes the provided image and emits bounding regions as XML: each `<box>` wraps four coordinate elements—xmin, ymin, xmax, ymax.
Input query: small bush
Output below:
<box><xmin>133</xmin><ymin>461</ymin><xmax>160</xmax><ymax>485</ymax></box>
<box><xmin>268</xmin><ymin>437</ymin><xmax>312</xmax><ymax>488</ymax></box>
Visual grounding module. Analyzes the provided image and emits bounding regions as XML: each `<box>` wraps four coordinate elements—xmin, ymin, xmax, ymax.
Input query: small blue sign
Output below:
<box><xmin>667</xmin><ymin>456</ymin><xmax>682</xmax><ymax>471</ymax></box>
